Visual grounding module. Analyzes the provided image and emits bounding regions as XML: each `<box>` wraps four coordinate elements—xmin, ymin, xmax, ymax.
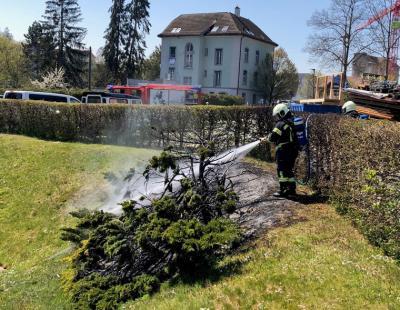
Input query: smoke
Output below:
<box><xmin>100</xmin><ymin>140</ymin><xmax>261</xmax><ymax>215</ymax></box>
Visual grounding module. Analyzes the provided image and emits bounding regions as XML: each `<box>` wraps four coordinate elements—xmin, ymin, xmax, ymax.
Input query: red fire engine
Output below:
<box><xmin>108</xmin><ymin>84</ymin><xmax>202</xmax><ymax>105</ymax></box>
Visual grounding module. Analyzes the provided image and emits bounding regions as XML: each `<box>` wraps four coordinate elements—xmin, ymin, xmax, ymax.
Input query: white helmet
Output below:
<box><xmin>273</xmin><ymin>103</ymin><xmax>290</xmax><ymax>119</ymax></box>
<box><xmin>342</xmin><ymin>101</ymin><xmax>357</xmax><ymax>114</ymax></box>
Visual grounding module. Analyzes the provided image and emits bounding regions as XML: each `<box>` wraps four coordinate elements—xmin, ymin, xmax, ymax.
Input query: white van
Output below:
<box><xmin>3</xmin><ymin>91</ymin><xmax>81</xmax><ymax>103</ymax></box>
<box><xmin>81</xmin><ymin>92</ymin><xmax>142</xmax><ymax>105</ymax></box>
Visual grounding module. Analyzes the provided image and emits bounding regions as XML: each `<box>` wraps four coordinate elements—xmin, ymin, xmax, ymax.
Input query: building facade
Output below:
<box><xmin>158</xmin><ymin>8</ymin><xmax>278</xmax><ymax>104</ymax></box>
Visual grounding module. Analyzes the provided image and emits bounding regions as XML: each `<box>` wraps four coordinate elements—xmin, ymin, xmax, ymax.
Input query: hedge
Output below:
<box><xmin>307</xmin><ymin>115</ymin><xmax>400</xmax><ymax>259</ymax></box>
<box><xmin>201</xmin><ymin>94</ymin><xmax>245</xmax><ymax>106</ymax></box>
<box><xmin>0</xmin><ymin>100</ymin><xmax>273</xmax><ymax>149</ymax></box>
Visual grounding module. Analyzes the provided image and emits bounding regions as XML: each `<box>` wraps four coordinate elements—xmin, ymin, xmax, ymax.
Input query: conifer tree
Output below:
<box><xmin>23</xmin><ymin>21</ymin><xmax>56</xmax><ymax>80</ymax></box>
<box><xmin>42</xmin><ymin>0</ymin><xmax>87</xmax><ymax>86</ymax></box>
<box><xmin>103</xmin><ymin>0</ymin><xmax>126</xmax><ymax>83</ymax></box>
<box><xmin>123</xmin><ymin>0</ymin><xmax>150</xmax><ymax>80</ymax></box>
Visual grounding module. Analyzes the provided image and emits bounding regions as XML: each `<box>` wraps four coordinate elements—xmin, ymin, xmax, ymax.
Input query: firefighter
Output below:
<box><xmin>263</xmin><ymin>103</ymin><xmax>299</xmax><ymax>197</ymax></box>
<box><xmin>342</xmin><ymin>101</ymin><xmax>360</xmax><ymax>118</ymax></box>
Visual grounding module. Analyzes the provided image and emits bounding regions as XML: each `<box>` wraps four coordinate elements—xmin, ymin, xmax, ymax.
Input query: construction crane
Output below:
<box><xmin>357</xmin><ymin>0</ymin><xmax>400</xmax><ymax>79</ymax></box>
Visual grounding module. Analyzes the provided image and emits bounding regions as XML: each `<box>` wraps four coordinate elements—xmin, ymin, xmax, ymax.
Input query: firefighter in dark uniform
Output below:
<box><xmin>265</xmin><ymin>103</ymin><xmax>299</xmax><ymax>197</ymax></box>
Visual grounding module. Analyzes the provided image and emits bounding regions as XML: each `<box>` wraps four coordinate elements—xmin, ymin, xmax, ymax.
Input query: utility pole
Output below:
<box><xmin>88</xmin><ymin>46</ymin><xmax>92</xmax><ymax>90</ymax></box>
<box><xmin>311</xmin><ymin>68</ymin><xmax>316</xmax><ymax>99</ymax></box>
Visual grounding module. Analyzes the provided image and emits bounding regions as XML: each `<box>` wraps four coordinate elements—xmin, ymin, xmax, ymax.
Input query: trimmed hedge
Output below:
<box><xmin>0</xmin><ymin>100</ymin><xmax>273</xmax><ymax>149</ymax></box>
<box><xmin>201</xmin><ymin>94</ymin><xmax>245</xmax><ymax>106</ymax></box>
<box><xmin>307</xmin><ymin>115</ymin><xmax>400</xmax><ymax>259</ymax></box>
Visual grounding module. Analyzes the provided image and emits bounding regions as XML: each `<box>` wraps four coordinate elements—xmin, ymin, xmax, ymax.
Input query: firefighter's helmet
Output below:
<box><xmin>342</xmin><ymin>101</ymin><xmax>357</xmax><ymax>114</ymax></box>
<box><xmin>273</xmin><ymin>103</ymin><xmax>290</xmax><ymax>119</ymax></box>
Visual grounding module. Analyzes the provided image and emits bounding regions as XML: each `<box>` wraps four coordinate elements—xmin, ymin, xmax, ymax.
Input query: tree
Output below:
<box><xmin>139</xmin><ymin>45</ymin><xmax>161</xmax><ymax>80</ymax></box>
<box><xmin>123</xmin><ymin>0</ymin><xmax>151</xmax><ymax>80</ymax></box>
<box><xmin>23</xmin><ymin>21</ymin><xmax>55</xmax><ymax>80</ymax></box>
<box><xmin>365</xmin><ymin>0</ymin><xmax>400</xmax><ymax>80</ymax></box>
<box><xmin>62</xmin><ymin>145</ymin><xmax>241</xmax><ymax>308</ymax></box>
<box><xmin>42</xmin><ymin>0</ymin><xmax>87</xmax><ymax>86</ymax></box>
<box><xmin>31</xmin><ymin>67</ymin><xmax>67</xmax><ymax>89</ymax></box>
<box><xmin>305</xmin><ymin>0</ymin><xmax>369</xmax><ymax>87</ymax></box>
<box><xmin>258</xmin><ymin>48</ymin><xmax>299</xmax><ymax>103</ymax></box>
<box><xmin>0</xmin><ymin>27</ymin><xmax>13</xmax><ymax>40</ymax></box>
<box><xmin>0</xmin><ymin>36</ymin><xmax>28</xmax><ymax>88</ymax></box>
<box><xmin>103</xmin><ymin>0</ymin><xmax>126</xmax><ymax>83</ymax></box>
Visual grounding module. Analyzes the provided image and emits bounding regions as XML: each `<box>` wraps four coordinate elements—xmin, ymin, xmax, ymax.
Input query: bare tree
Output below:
<box><xmin>305</xmin><ymin>0</ymin><xmax>369</xmax><ymax>87</ymax></box>
<box><xmin>365</xmin><ymin>0</ymin><xmax>400</xmax><ymax>80</ymax></box>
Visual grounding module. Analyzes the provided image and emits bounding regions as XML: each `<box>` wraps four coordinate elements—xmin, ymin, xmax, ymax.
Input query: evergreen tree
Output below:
<box><xmin>103</xmin><ymin>0</ymin><xmax>126</xmax><ymax>83</ymax></box>
<box><xmin>123</xmin><ymin>0</ymin><xmax>150</xmax><ymax>80</ymax></box>
<box><xmin>42</xmin><ymin>0</ymin><xmax>87</xmax><ymax>86</ymax></box>
<box><xmin>23</xmin><ymin>21</ymin><xmax>55</xmax><ymax>80</ymax></box>
<box><xmin>140</xmin><ymin>45</ymin><xmax>161</xmax><ymax>80</ymax></box>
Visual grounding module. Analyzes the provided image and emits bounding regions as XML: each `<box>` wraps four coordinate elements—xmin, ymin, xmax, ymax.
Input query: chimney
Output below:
<box><xmin>235</xmin><ymin>6</ymin><xmax>240</xmax><ymax>17</ymax></box>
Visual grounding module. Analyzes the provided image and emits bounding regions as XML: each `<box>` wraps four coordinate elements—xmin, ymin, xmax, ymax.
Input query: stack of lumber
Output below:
<box><xmin>344</xmin><ymin>88</ymin><xmax>400</xmax><ymax>121</ymax></box>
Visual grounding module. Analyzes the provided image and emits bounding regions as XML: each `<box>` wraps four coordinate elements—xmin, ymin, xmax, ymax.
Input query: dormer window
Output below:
<box><xmin>185</xmin><ymin>43</ymin><xmax>194</xmax><ymax>68</ymax></box>
<box><xmin>171</xmin><ymin>28</ymin><xmax>181</xmax><ymax>33</ymax></box>
<box><xmin>221</xmin><ymin>26</ymin><xmax>229</xmax><ymax>32</ymax></box>
<box><xmin>211</xmin><ymin>26</ymin><xmax>219</xmax><ymax>32</ymax></box>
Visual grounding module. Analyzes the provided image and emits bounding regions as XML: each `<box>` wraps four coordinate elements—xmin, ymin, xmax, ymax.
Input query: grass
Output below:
<box><xmin>0</xmin><ymin>134</ymin><xmax>156</xmax><ymax>310</ymax></box>
<box><xmin>127</xmin><ymin>162</ymin><xmax>400</xmax><ymax>309</ymax></box>
<box><xmin>1</xmin><ymin>136</ymin><xmax>400</xmax><ymax>309</ymax></box>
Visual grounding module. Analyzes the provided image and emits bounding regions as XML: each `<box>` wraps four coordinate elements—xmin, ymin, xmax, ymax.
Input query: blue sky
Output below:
<box><xmin>0</xmin><ymin>0</ymin><xmax>330</xmax><ymax>73</ymax></box>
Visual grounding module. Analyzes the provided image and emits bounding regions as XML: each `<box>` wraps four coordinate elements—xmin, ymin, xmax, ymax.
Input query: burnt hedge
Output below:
<box><xmin>307</xmin><ymin>115</ymin><xmax>400</xmax><ymax>259</ymax></box>
<box><xmin>0</xmin><ymin>100</ymin><xmax>273</xmax><ymax>149</ymax></box>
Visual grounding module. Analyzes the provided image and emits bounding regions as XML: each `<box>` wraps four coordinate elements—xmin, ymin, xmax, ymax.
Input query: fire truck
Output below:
<box><xmin>108</xmin><ymin>84</ymin><xmax>202</xmax><ymax>105</ymax></box>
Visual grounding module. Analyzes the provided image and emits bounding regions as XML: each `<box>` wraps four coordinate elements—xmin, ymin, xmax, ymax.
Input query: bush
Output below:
<box><xmin>0</xmin><ymin>100</ymin><xmax>273</xmax><ymax>149</ymax></box>
<box><xmin>62</xmin><ymin>146</ymin><xmax>242</xmax><ymax>308</ymax></box>
<box><xmin>306</xmin><ymin>115</ymin><xmax>400</xmax><ymax>259</ymax></box>
<box><xmin>201</xmin><ymin>94</ymin><xmax>245</xmax><ymax>106</ymax></box>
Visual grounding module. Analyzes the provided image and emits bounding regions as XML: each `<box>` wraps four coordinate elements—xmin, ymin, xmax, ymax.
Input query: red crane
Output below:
<box><xmin>357</xmin><ymin>0</ymin><xmax>400</xmax><ymax>79</ymax></box>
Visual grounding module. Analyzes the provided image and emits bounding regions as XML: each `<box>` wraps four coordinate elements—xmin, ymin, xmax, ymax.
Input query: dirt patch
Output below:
<box><xmin>230</xmin><ymin>161</ymin><xmax>304</xmax><ymax>238</ymax></box>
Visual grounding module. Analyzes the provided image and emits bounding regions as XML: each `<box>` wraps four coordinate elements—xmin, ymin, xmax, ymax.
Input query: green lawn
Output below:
<box><xmin>0</xmin><ymin>134</ymin><xmax>156</xmax><ymax>309</ymax></box>
<box><xmin>1</xmin><ymin>135</ymin><xmax>400</xmax><ymax>309</ymax></box>
<box><xmin>128</xmin><ymin>204</ymin><xmax>400</xmax><ymax>309</ymax></box>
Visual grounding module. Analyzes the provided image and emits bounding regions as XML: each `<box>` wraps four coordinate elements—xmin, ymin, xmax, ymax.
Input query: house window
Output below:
<box><xmin>204</xmin><ymin>70</ymin><xmax>207</xmax><ymax>78</ymax></box>
<box><xmin>169</xmin><ymin>47</ymin><xmax>176</xmax><ymax>59</ymax></box>
<box><xmin>253</xmin><ymin>71</ymin><xmax>258</xmax><ymax>86</ymax></box>
<box><xmin>255</xmin><ymin>50</ymin><xmax>260</xmax><ymax>65</ymax></box>
<box><xmin>185</xmin><ymin>43</ymin><xmax>193</xmax><ymax>68</ymax></box>
<box><xmin>214</xmin><ymin>71</ymin><xmax>222</xmax><ymax>87</ymax></box>
<box><xmin>215</xmin><ymin>48</ymin><xmax>223</xmax><ymax>65</ymax></box>
<box><xmin>253</xmin><ymin>94</ymin><xmax>257</xmax><ymax>104</ymax></box>
<box><xmin>168</xmin><ymin>67</ymin><xmax>175</xmax><ymax>80</ymax></box>
<box><xmin>244</xmin><ymin>48</ymin><xmax>249</xmax><ymax>63</ymax></box>
<box><xmin>205</xmin><ymin>48</ymin><xmax>208</xmax><ymax>56</ymax></box>
<box><xmin>242</xmin><ymin>92</ymin><xmax>246</xmax><ymax>101</ymax></box>
<box><xmin>243</xmin><ymin>70</ymin><xmax>248</xmax><ymax>86</ymax></box>
<box><xmin>183</xmin><ymin>76</ymin><xmax>192</xmax><ymax>85</ymax></box>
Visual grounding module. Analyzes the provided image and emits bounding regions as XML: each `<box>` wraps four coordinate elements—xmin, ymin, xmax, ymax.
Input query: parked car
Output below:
<box><xmin>81</xmin><ymin>92</ymin><xmax>142</xmax><ymax>105</ymax></box>
<box><xmin>0</xmin><ymin>94</ymin><xmax>3</xmax><ymax>99</ymax></box>
<box><xmin>3</xmin><ymin>91</ymin><xmax>81</xmax><ymax>103</ymax></box>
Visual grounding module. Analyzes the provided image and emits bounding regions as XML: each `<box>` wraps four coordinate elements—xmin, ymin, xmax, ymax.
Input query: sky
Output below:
<box><xmin>0</xmin><ymin>0</ymin><xmax>331</xmax><ymax>73</ymax></box>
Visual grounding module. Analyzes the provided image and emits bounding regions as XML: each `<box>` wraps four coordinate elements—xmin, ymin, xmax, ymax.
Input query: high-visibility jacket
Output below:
<box><xmin>268</xmin><ymin>119</ymin><xmax>298</xmax><ymax>151</ymax></box>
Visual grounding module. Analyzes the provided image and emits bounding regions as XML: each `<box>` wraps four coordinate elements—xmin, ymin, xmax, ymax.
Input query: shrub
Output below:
<box><xmin>62</xmin><ymin>145</ymin><xmax>242</xmax><ymax>308</ymax></box>
<box><xmin>0</xmin><ymin>100</ymin><xmax>273</xmax><ymax>149</ymax></box>
<box><xmin>201</xmin><ymin>94</ymin><xmax>245</xmax><ymax>106</ymax></box>
<box><xmin>306</xmin><ymin>115</ymin><xmax>400</xmax><ymax>259</ymax></box>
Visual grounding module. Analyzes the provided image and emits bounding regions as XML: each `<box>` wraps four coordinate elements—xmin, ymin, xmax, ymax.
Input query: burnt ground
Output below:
<box><xmin>230</xmin><ymin>161</ymin><xmax>309</xmax><ymax>239</ymax></box>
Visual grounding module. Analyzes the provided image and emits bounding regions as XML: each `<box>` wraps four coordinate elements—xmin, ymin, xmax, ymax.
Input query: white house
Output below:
<box><xmin>158</xmin><ymin>7</ymin><xmax>278</xmax><ymax>104</ymax></box>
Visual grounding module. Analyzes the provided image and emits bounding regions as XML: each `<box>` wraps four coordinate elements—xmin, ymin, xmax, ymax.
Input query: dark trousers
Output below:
<box><xmin>276</xmin><ymin>146</ymin><xmax>298</xmax><ymax>194</ymax></box>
